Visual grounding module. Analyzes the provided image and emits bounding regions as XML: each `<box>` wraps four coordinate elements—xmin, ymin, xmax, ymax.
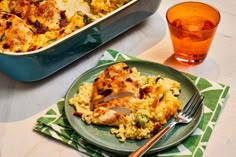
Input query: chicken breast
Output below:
<box><xmin>9</xmin><ymin>0</ymin><xmax>63</xmax><ymax>32</ymax></box>
<box><xmin>0</xmin><ymin>12</ymin><xmax>35</xmax><ymax>52</ymax></box>
<box><xmin>91</xmin><ymin>107</ymin><xmax>126</xmax><ymax>126</ymax></box>
<box><xmin>90</xmin><ymin>62</ymin><xmax>141</xmax><ymax>110</ymax></box>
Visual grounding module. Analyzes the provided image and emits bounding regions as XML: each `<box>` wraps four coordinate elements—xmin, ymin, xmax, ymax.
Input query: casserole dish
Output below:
<box><xmin>0</xmin><ymin>0</ymin><xmax>161</xmax><ymax>82</ymax></box>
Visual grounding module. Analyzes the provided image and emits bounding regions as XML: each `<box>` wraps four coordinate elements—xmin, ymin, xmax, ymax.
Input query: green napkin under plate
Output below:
<box><xmin>34</xmin><ymin>49</ymin><xmax>230</xmax><ymax>157</ymax></box>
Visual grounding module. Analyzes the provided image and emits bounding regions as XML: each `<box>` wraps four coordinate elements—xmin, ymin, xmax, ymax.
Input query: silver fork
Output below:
<box><xmin>128</xmin><ymin>92</ymin><xmax>204</xmax><ymax>157</ymax></box>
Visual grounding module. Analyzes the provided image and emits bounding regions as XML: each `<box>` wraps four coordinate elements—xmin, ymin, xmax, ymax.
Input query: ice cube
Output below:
<box><xmin>172</xmin><ymin>19</ymin><xmax>182</xmax><ymax>28</ymax></box>
<box><xmin>202</xmin><ymin>20</ymin><xmax>215</xmax><ymax>30</ymax></box>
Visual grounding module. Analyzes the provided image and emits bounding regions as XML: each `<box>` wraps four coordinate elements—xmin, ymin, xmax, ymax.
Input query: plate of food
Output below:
<box><xmin>64</xmin><ymin>60</ymin><xmax>203</xmax><ymax>155</ymax></box>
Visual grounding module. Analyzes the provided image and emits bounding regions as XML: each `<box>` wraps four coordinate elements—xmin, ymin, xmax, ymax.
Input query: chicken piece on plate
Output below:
<box><xmin>94</xmin><ymin>97</ymin><xmax>132</xmax><ymax>115</ymax></box>
<box><xmin>90</xmin><ymin>62</ymin><xmax>141</xmax><ymax>110</ymax></box>
<box><xmin>91</xmin><ymin>107</ymin><xmax>126</xmax><ymax>126</ymax></box>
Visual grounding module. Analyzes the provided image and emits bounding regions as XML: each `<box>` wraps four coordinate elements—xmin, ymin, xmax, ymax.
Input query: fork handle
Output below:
<box><xmin>128</xmin><ymin>123</ymin><xmax>175</xmax><ymax>157</ymax></box>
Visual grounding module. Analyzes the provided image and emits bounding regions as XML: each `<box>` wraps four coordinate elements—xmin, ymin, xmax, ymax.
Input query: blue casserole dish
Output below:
<box><xmin>0</xmin><ymin>0</ymin><xmax>161</xmax><ymax>82</ymax></box>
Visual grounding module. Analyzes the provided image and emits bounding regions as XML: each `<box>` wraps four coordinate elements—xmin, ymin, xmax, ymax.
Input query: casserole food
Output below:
<box><xmin>0</xmin><ymin>0</ymin><xmax>161</xmax><ymax>81</ymax></box>
<box><xmin>0</xmin><ymin>0</ymin><xmax>131</xmax><ymax>53</ymax></box>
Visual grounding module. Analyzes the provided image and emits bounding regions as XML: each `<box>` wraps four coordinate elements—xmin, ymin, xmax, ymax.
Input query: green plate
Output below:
<box><xmin>64</xmin><ymin>60</ymin><xmax>203</xmax><ymax>155</ymax></box>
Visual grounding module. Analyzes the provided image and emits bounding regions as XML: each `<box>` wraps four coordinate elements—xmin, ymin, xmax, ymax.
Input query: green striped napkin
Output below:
<box><xmin>34</xmin><ymin>49</ymin><xmax>230</xmax><ymax>157</ymax></box>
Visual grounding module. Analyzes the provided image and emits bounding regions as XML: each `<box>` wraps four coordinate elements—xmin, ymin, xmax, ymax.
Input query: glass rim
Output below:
<box><xmin>166</xmin><ymin>1</ymin><xmax>221</xmax><ymax>32</ymax></box>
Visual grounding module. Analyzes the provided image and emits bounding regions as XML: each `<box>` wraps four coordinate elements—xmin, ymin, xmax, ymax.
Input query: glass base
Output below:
<box><xmin>174</xmin><ymin>55</ymin><xmax>206</xmax><ymax>65</ymax></box>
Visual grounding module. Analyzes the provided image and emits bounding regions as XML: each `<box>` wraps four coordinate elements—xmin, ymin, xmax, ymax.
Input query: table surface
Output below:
<box><xmin>0</xmin><ymin>0</ymin><xmax>235</xmax><ymax>157</ymax></box>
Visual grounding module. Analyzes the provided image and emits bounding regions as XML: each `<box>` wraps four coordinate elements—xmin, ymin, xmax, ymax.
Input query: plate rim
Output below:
<box><xmin>64</xmin><ymin>60</ymin><xmax>203</xmax><ymax>154</ymax></box>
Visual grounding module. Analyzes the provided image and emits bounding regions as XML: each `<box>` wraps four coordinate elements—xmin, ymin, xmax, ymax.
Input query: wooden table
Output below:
<box><xmin>1</xmin><ymin>0</ymin><xmax>235</xmax><ymax>156</ymax></box>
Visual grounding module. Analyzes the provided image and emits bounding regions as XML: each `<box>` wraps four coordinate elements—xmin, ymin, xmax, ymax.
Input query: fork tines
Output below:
<box><xmin>182</xmin><ymin>92</ymin><xmax>204</xmax><ymax>118</ymax></box>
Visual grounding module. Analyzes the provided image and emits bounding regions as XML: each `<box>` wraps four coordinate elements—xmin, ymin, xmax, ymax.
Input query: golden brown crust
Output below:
<box><xmin>9</xmin><ymin>0</ymin><xmax>62</xmax><ymax>31</ymax></box>
<box><xmin>0</xmin><ymin>12</ymin><xmax>34</xmax><ymax>52</ymax></box>
<box><xmin>90</xmin><ymin>62</ymin><xmax>141</xmax><ymax>109</ymax></box>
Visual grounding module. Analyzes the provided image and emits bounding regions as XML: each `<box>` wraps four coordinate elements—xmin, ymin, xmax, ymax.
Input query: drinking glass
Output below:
<box><xmin>166</xmin><ymin>2</ymin><xmax>220</xmax><ymax>64</ymax></box>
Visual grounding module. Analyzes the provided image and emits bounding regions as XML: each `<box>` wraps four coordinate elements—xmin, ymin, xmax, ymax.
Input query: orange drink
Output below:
<box><xmin>166</xmin><ymin>2</ymin><xmax>220</xmax><ymax>64</ymax></box>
